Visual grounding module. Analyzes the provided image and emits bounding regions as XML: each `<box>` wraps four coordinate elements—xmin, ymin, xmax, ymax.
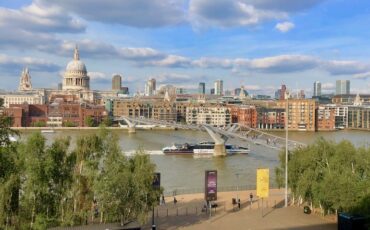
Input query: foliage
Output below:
<box><xmin>0</xmin><ymin>124</ymin><xmax>160</xmax><ymax>229</ymax></box>
<box><xmin>101</xmin><ymin>116</ymin><xmax>113</xmax><ymax>127</ymax></box>
<box><xmin>63</xmin><ymin>121</ymin><xmax>77</xmax><ymax>127</ymax></box>
<box><xmin>276</xmin><ymin>137</ymin><xmax>370</xmax><ymax>216</ymax></box>
<box><xmin>32</xmin><ymin>121</ymin><xmax>47</xmax><ymax>127</ymax></box>
<box><xmin>85</xmin><ymin>116</ymin><xmax>95</xmax><ymax>127</ymax></box>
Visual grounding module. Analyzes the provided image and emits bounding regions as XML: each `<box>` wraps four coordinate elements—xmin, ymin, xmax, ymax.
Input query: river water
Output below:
<box><xmin>20</xmin><ymin>129</ymin><xmax>370</xmax><ymax>193</ymax></box>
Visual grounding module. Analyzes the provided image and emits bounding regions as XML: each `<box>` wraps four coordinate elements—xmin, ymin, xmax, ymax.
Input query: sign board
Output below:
<box><xmin>205</xmin><ymin>170</ymin><xmax>217</xmax><ymax>201</ymax></box>
<box><xmin>256</xmin><ymin>168</ymin><xmax>269</xmax><ymax>198</ymax></box>
<box><xmin>152</xmin><ymin>172</ymin><xmax>161</xmax><ymax>190</ymax></box>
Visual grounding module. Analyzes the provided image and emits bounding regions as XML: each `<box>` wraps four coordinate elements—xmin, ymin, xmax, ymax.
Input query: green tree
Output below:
<box><xmin>63</xmin><ymin>121</ymin><xmax>77</xmax><ymax>127</ymax></box>
<box><xmin>32</xmin><ymin>121</ymin><xmax>47</xmax><ymax>127</ymax></box>
<box><xmin>0</xmin><ymin>100</ymin><xmax>20</xmax><ymax>229</ymax></box>
<box><xmin>276</xmin><ymin>138</ymin><xmax>370</xmax><ymax>216</ymax></box>
<box><xmin>101</xmin><ymin>116</ymin><xmax>113</xmax><ymax>127</ymax></box>
<box><xmin>85</xmin><ymin>116</ymin><xmax>95</xmax><ymax>127</ymax></box>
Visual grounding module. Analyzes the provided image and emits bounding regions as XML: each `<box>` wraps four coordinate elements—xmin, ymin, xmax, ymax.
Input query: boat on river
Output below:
<box><xmin>162</xmin><ymin>141</ymin><xmax>249</xmax><ymax>156</ymax></box>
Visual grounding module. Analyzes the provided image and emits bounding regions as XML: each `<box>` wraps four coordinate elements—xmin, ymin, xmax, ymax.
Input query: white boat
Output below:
<box><xmin>163</xmin><ymin>141</ymin><xmax>250</xmax><ymax>156</ymax></box>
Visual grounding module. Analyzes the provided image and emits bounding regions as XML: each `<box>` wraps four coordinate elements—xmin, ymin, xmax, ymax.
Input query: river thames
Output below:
<box><xmin>21</xmin><ymin>129</ymin><xmax>370</xmax><ymax>193</ymax></box>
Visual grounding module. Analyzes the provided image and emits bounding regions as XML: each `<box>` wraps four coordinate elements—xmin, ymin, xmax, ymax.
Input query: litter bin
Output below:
<box><xmin>338</xmin><ymin>212</ymin><xmax>367</xmax><ymax>230</ymax></box>
<box><xmin>303</xmin><ymin>206</ymin><xmax>311</xmax><ymax>214</ymax></box>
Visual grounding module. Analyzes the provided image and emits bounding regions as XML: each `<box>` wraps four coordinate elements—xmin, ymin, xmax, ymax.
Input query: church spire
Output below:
<box><xmin>74</xmin><ymin>45</ymin><xmax>80</xmax><ymax>61</ymax></box>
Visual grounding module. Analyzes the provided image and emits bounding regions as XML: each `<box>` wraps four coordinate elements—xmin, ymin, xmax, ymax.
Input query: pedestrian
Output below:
<box><xmin>173</xmin><ymin>197</ymin><xmax>177</xmax><ymax>205</ymax></box>
<box><xmin>162</xmin><ymin>194</ymin><xmax>165</xmax><ymax>205</ymax></box>
<box><xmin>249</xmin><ymin>193</ymin><xmax>253</xmax><ymax>205</ymax></box>
<box><xmin>238</xmin><ymin>199</ymin><xmax>241</xmax><ymax>209</ymax></box>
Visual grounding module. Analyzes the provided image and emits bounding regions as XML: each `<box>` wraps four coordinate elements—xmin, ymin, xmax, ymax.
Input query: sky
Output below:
<box><xmin>1</xmin><ymin>0</ymin><xmax>370</xmax><ymax>96</ymax></box>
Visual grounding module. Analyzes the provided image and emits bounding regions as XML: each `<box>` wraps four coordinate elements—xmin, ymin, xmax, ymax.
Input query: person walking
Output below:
<box><xmin>249</xmin><ymin>193</ymin><xmax>253</xmax><ymax>205</ymax></box>
<box><xmin>173</xmin><ymin>197</ymin><xmax>177</xmax><ymax>205</ymax></box>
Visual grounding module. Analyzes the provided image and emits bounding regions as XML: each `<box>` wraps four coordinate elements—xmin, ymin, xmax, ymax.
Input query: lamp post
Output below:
<box><xmin>285</xmin><ymin>94</ymin><xmax>289</xmax><ymax>208</ymax></box>
<box><xmin>235</xmin><ymin>173</ymin><xmax>240</xmax><ymax>209</ymax></box>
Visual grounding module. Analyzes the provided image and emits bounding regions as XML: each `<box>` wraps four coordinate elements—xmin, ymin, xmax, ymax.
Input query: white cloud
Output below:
<box><xmin>147</xmin><ymin>55</ymin><xmax>192</xmax><ymax>68</ymax></box>
<box><xmin>154</xmin><ymin>73</ymin><xmax>193</xmax><ymax>83</ymax></box>
<box><xmin>43</xmin><ymin>0</ymin><xmax>185</xmax><ymax>28</ymax></box>
<box><xmin>322</xmin><ymin>60</ymin><xmax>370</xmax><ymax>75</ymax></box>
<box><xmin>353</xmin><ymin>72</ymin><xmax>370</xmax><ymax>80</ymax></box>
<box><xmin>0</xmin><ymin>1</ymin><xmax>85</xmax><ymax>33</ymax></box>
<box><xmin>275</xmin><ymin>21</ymin><xmax>295</xmax><ymax>33</ymax></box>
<box><xmin>249</xmin><ymin>55</ymin><xmax>318</xmax><ymax>72</ymax></box>
<box><xmin>0</xmin><ymin>53</ymin><xmax>60</xmax><ymax>73</ymax></box>
<box><xmin>192</xmin><ymin>58</ymin><xmax>235</xmax><ymax>69</ymax></box>
<box><xmin>189</xmin><ymin>0</ymin><xmax>286</xmax><ymax>29</ymax></box>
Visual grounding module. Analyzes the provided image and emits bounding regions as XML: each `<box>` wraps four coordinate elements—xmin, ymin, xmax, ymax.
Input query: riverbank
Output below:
<box><xmin>12</xmin><ymin>126</ymin><xmax>176</xmax><ymax>131</ymax></box>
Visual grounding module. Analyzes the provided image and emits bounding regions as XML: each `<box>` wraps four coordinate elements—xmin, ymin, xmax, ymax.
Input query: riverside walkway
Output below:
<box><xmin>146</xmin><ymin>189</ymin><xmax>336</xmax><ymax>229</ymax></box>
<box><xmin>52</xmin><ymin>189</ymin><xmax>336</xmax><ymax>230</ymax></box>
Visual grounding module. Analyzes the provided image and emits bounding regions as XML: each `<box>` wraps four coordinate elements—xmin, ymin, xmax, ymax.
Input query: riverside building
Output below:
<box><xmin>186</xmin><ymin>106</ymin><xmax>231</xmax><ymax>127</ymax></box>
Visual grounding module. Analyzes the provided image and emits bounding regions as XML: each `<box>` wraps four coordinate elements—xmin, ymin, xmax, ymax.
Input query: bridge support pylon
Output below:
<box><xmin>203</xmin><ymin>126</ymin><xmax>227</xmax><ymax>157</ymax></box>
<box><xmin>213</xmin><ymin>144</ymin><xmax>227</xmax><ymax>157</ymax></box>
<box><xmin>120</xmin><ymin>117</ymin><xmax>137</xmax><ymax>134</ymax></box>
<box><xmin>128</xmin><ymin>126</ymin><xmax>136</xmax><ymax>133</ymax></box>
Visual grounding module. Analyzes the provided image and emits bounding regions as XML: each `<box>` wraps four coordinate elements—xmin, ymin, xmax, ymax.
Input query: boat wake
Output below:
<box><xmin>124</xmin><ymin>150</ymin><xmax>164</xmax><ymax>156</ymax></box>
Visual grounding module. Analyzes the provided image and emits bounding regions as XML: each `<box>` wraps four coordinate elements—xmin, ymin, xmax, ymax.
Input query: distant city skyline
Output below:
<box><xmin>1</xmin><ymin>1</ymin><xmax>370</xmax><ymax>96</ymax></box>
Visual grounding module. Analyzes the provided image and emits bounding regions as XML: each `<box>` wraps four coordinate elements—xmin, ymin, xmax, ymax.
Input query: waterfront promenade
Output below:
<box><xmin>145</xmin><ymin>189</ymin><xmax>336</xmax><ymax>230</ymax></box>
<box><xmin>52</xmin><ymin>189</ymin><xmax>336</xmax><ymax>229</ymax></box>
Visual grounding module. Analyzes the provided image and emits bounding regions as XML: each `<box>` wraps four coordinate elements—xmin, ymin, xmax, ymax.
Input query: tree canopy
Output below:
<box><xmin>276</xmin><ymin>138</ymin><xmax>370</xmax><ymax>217</ymax></box>
<box><xmin>0</xmin><ymin>124</ymin><xmax>160</xmax><ymax>229</ymax></box>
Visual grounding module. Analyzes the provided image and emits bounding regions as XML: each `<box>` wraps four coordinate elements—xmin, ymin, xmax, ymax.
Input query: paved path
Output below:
<box><xmin>144</xmin><ymin>189</ymin><xmax>336</xmax><ymax>230</ymax></box>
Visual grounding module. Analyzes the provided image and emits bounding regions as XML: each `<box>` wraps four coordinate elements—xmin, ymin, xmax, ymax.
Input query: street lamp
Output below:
<box><xmin>235</xmin><ymin>173</ymin><xmax>240</xmax><ymax>208</ymax></box>
<box><xmin>285</xmin><ymin>93</ymin><xmax>289</xmax><ymax>208</ymax></box>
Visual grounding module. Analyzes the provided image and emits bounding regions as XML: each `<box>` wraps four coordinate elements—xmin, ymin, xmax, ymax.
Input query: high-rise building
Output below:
<box><xmin>280</xmin><ymin>85</ymin><xmax>287</xmax><ymax>100</ymax></box>
<box><xmin>210</xmin><ymin>88</ymin><xmax>215</xmax><ymax>95</ymax></box>
<box><xmin>214</xmin><ymin>80</ymin><xmax>223</xmax><ymax>96</ymax></box>
<box><xmin>145</xmin><ymin>78</ymin><xmax>156</xmax><ymax>96</ymax></box>
<box><xmin>336</xmin><ymin>80</ymin><xmax>350</xmax><ymax>95</ymax></box>
<box><xmin>198</xmin><ymin>82</ymin><xmax>205</xmax><ymax>94</ymax></box>
<box><xmin>313</xmin><ymin>81</ymin><xmax>321</xmax><ymax>97</ymax></box>
<box><xmin>112</xmin><ymin>74</ymin><xmax>122</xmax><ymax>91</ymax></box>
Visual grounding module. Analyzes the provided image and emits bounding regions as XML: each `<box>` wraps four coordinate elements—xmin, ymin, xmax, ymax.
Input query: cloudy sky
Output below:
<box><xmin>1</xmin><ymin>0</ymin><xmax>370</xmax><ymax>96</ymax></box>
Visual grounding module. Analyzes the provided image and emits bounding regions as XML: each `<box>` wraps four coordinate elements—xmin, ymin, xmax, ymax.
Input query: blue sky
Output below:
<box><xmin>1</xmin><ymin>0</ymin><xmax>370</xmax><ymax>96</ymax></box>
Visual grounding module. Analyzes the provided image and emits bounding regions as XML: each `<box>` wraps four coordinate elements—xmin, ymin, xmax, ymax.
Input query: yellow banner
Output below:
<box><xmin>257</xmin><ymin>168</ymin><xmax>269</xmax><ymax>198</ymax></box>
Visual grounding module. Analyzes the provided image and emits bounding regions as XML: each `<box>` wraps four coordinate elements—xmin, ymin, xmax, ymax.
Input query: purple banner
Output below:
<box><xmin>205</xmin><ymin>170</ymin><xmax>217</xmax><ymax>201</ymax></box>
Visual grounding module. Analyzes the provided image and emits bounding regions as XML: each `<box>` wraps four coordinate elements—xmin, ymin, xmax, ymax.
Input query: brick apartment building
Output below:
<box><xmin>229</xmin><ymin>105</ymin><xmax>258</xmax><ymax>128</ymax></box>
<box><xmin>4</xmin><ymin>101</ymin><xmax>106</xmax><ymax>127</ymax></box>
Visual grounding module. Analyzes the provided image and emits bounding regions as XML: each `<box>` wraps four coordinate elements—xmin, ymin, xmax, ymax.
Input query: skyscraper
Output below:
<box><xmin>214</xmin><ymin>80</ymin><xmax>223</xmax><ymax>96</ymax></box>
<box><xmin>145</xmin><ymin>78</ymin><xmax>156</xmax><ymax>96</ymax></box>
<box><xmin>198</xmin><ymin>82</ymin><xmax>205</xmax><ymax>94</ymax></box>
<box><xmin>336</xmin><ymin>80</ymin><xmax>350</xmax><ymax>95</ymax></box>
<box><xmin>276</xmin><ymin>84</ymin><xmax>287</xmax><ymax>100</ymax></box>
<box><xmin>112</xmin><ymin>74</ymin><xmax>122</xmax><ymax>91</ymax></box>
<box><xmin>313</xmin><ymin>81</ymin><xmax>321</xmax><ymax>97</ymax></box>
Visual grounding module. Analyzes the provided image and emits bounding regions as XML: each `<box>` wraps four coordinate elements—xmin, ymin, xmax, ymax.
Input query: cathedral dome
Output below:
<box><xmin>66</xmin><ymin>60</ymin><xmax>87</xmax><ymax>73</ymax></box>
<box><xmin>65</xmin><ymin>46</ymin><xmax>87</xmax><ymax>73</ymax></box>
<box><xmin>62</xmin><ymin>45</ymin><xmax>90</xmax><ymax>91</ymax></box>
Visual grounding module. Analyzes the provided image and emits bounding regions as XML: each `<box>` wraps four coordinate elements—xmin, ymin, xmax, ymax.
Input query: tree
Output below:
<box><xmin>63</xmin><ymin>121</ymin><xmax>77</xmax><ymax>127</ymax></box>
<box><xmin>85</xmin><ymin>116</ymin><xmax>95</xmax><ymax>127</ymax></box>
<box><xmin>0</xmin><ymin>102</ymin><xmax>20</xmax><ymax>229</ymax></box>
<box><xmin>276</xmin><ymin>137</ymin><xmax>370</xmax><ymax>216</ymax></box>
<box><xmin>101</xmin><ymin>116</ymin><xmax>112</xmax><ymax>127</ymax></box>
<box><xmin>32</xmin><ymin>121</ymin><xmax>47</xmax><ymax>127</ymax></box>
